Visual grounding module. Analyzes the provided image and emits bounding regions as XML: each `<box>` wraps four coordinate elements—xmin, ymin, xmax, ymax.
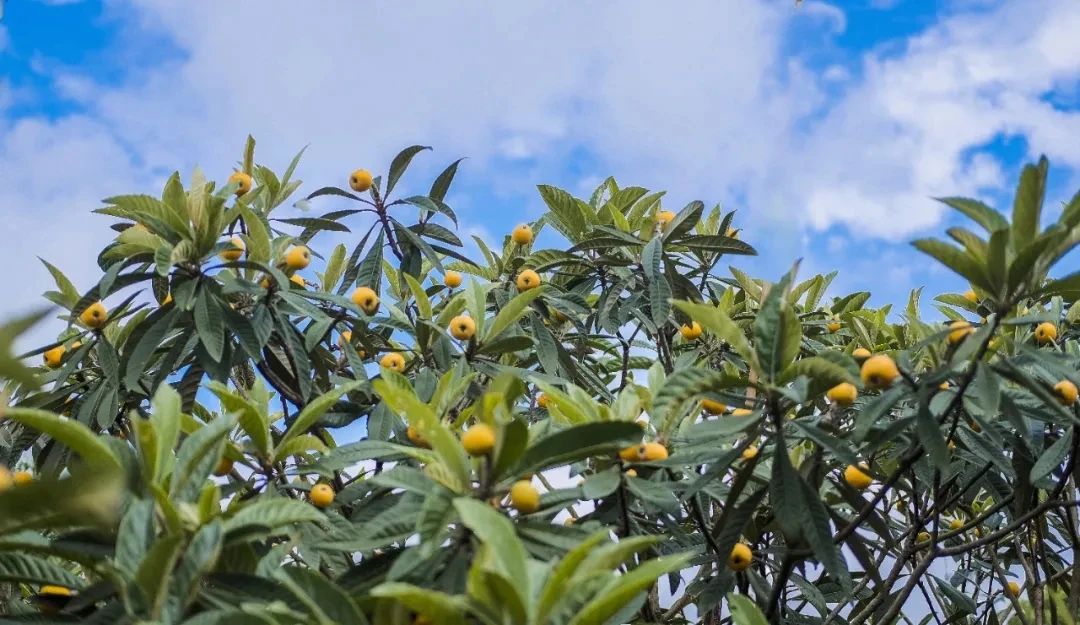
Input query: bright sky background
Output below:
<box><xmin>3</xmin><ymin>0</ymin><xmax>1080</xmax><ymax>338</ymax></box>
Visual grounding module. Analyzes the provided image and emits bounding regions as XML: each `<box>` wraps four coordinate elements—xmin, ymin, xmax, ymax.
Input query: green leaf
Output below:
<box><xmin>538</xmin><ymin>184</ymin><xmax>588</xmax><ymax>240</ymax></box>
<box><xmin>727</xmin><ymin>593</ymin><xmax>769</xmax><ymax>625</ymax></box>
<box><xmin>3</xmin><ymin>408</ymin><xmax>120</xmax><ymax>470</ymax></box>
<box><xmin>798</xmin><ymin>475</ymin><xmax>850</xmax><ymax>590</ymax></box>
<box><xmin>912</xmin><ymin>238</ymin><xmax>992</xmax><ymax>292</ymax></box>
<box><xmin>172</xmin><ymin>413</ymin><xmax>237</xmax><ymax>502</ymax></box>
<box><xmin>0</xmin><ymin>553</ymin><xmax>86</xmax><ymax>588</ymax></box>
<box><xmin>672</xmin><ymin>300</ymin><xmax>758</xmax><ymax>371</ymax></box>
<box><xmin>483</xmin><ymin>285</ymin><xmax>546</xmax><ymax>342</ymax></box>
<box><xmin>194</xmin><ymin>290</ymin><xmax>226</xmax><ymax>363</ymax></box>
<box><xmin>429</xmin><ymin>158</ymin><xmax>465</xmax><ymax>203</ymax></box>
<box><xmin>115</xmin><ymin>499</ymin><xmax>155</xmax><ymax>578</ymax></box>
<box><xmin>136</xmin><ymin>534</ymin><xmax>185</xmax><ymax>618</ymax></box>
<box><xmin>278</xmin><ymin>380</ymin><xmax>362</xmax><ymax>456</ymax></box>
<box><xmin>149</xmin><ymin>384</ymin><xmax>182</xmax><ymax>486</ymax></box>
<box><xmin>642</xmin><ymin>237</ymin><xmax>671</xmax><ymax>328</ymax></box>
<box><xmin>1030</xmin><ymin>429</ymin><xmax>1072</xmax><ymax>483</ymax></box>
<box><xmin>453</xmin><ymin>499</ymin><xmax>529</xmax><ymax>589</ymax></box>
<box><xmin>514</xmin><ymin>421</ymin><xmax>643</xmax><ymax>474</ymax></box>
<box><xmin>39</xmin><ymin>259</ymin><xmax>80</xmax><ymax>308</ymax></box>
<box><xmin>652</xmin><ymin>367</ymin><xmax>741</xmax><ymax>427</ymax></box>
<box><xmin>321</xmin><ymin>243</ymin><xmax>347</xmax><ymax>292</ymax></box>
<box><xmin>1011</xmin><ymin>156</ymin><xmax>1048</xmax><ymax>252</ymax></box>
<box><xmin>933</xmin><ymin>575</ymin><xmax>977</xmax><ymax>615</ymax></box>
<box><xmin>278</xmin><ymin>567</ymin><xmax>370</xmax><ymax>625</ymax></box>
<box><xmin>207</xmin><ymin>380</ymin><xmax>272</xmax><ymax>458</ymax></box>
<box><xmin>916</xmin><ymin>391</ymin><xmax>950</xmax><ymax>471</ymax></box>
<box><xmin>223</xmin><ymin>498</ymin><xmax>325</xmax><ymax>539</ymax></box>
<box><xmin>386</xmin><ymin>145</ymin><xmax>431</xmax><ymax>196</ymax></box>
<box><xmin>568</xmin><ymin>553</ymin><xmax>691</xmax><ymax>625</ymax></box>
<box><xmin>753</xmin><ymin>279</ymin><xmax>800</xmax><ymax>382</ymax></box>
<box><xmin>936</xmin><ymin>197</ymin><xmax>1008</xmax><ymax>234</ymax></box>
<box><xmin>371</xmin><ymin>583</ymin><xmax>466</xmax><ymax>625</ymax></box>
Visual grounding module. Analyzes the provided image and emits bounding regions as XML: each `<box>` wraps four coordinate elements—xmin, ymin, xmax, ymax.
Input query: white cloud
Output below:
<box><xmin>4</xmin><ymin>0</ymin><xmax>1080</xmax><ymax>328</ymax></box>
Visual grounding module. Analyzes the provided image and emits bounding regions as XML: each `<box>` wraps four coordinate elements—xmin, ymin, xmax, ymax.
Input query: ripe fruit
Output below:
<box><xmin>285</xmin><ymin>246</ymin><xmax>311</xmax><ymax>270</ymax></box>
<box><xmin>939</xmin><ymin>382</ymin><xmax>950</xmax><ymax>391</ymax></box>
<box><xmin>462</xmin><ymin>423</ymin><xmax>496</xmax><ymax>456</ymax></box>
<box><xmin>228</xmin><ymin>171</ymin><xmax>253</xmax><ymax>196</ymax></box>
<box><xmin>949</xmin><ymin>518</ymin><xmax>964</xmax><ymax>531</ymax></box>
<box><xmin>13</xmin><ymin>471</ymin><xmax>32</xmax><ymax>486</ymax></box>
<box><xmin>701</xmin><ymin>399</ymin><xmax>727</xmax><ymax>415</ymax></box>
<box><xmin>351</xmin><ymin>287</ymin><xmax>380</xmax><ymax>315</ymax></box>
<box><xmin>380</xmin><ymin>352</ymin><xmax>406</xmax><ymax>372</ymax></box>
<box><xmin>339</xmin><ymin>330</ymin><xmax>352</xmax><ymax>346</ymax></box>
<box><xmin>861</xmin><ymin>355</ymin><xmax>899</xmax><ymax>389</ymax></box>
<box><xmin>310</xmin><ymin>483</ymin><xmax>335</xmax><ymax>508</ymax></box>
<box><xmin>39</xmin><ymin>585</ymin><xmax>72</xmax><ymax>597</ymax></box>
<box><xmin>826</xmin><ymin>382</ymin><xmax>857</xmax><ymax>407</ymax></box>
<box><xmin>79</xmin><ymin>302</ymin><xmax>108</xmax><ymax>329</ymax></box>
<box><xmin>221</xmin><ymin>235</ymin><xmax>246</xmax><ymax>261</ymax></box>
<box><xmin>214</xmin><ymin>457</ymin><xmax>234</xmax><ymax>477</ymax></box>
<box><xmin>625</xmin><ymin>468</ymin><xmax>638</xmax><ymax>477</ymax></box>
<box><xmin>537</xmin><ymin>393</ymin><xmax>550</xmax><ymax>409</ymax></box>
<box><xmin>444</xmin><ymin>270</ymin><xmax>463</xmax><ymax>288</ymax></box>
<box><xmin>726</xmin><ymin>227</ymin><xmax>738</xmax><ymax>238</ymax></box>
<box><xmin>679</xmin><ymin>321</ymin><xmax>703</xmax><ymax>340</ymax></box>
<box><xmin>732</xmin><ymin>408</ymin><xmax>754</xmax><ymax>416</ymax></box>
<box><xmin>449</xmin><ymin>315</ymin><xmax>476</xmax><ymax>340</ymax></box>
<box><xmin>916</xmin><ymin>531</ymin><xmax>931</xmax><ymax>543</ymax></box>
<box><xmin>1006</xmin><ymin>581</ymin><xmax>1021</xmax><ymax>598</ymax></box>
<box><xmin>639</xmin><ymin>442</ymin><xmax>669</xmax><ymax>462</ymax></box>
<box><xmin>289</xmin><ymin>274</ymin><xmax>305</xmax><ymax>288</ymax></box>
<box><xmin>826</xmin><ymin>321</ymin><xmax>842</xmax><ymax>333</ymax></box>
<box><xmin>741</xmin><ymin>445</ymin><xmax>758</xmax><ymax>460</ymax></box>
<box><xmin>852</xmin><ymin>347</ymin><xmax>872</xmax><ymax>361</ymax></box>
<box><xmin>516</xmin><ymin>269</ymin><xmax>541</xmax><ymax>292</ymax></box>
<box><xmin>656</xmin><ymin>210</ymin><xmax>676</xmax><ymax>228</ymax></box>
<box><xmin>510</xmin><ymin>480</ymin><xmax>540</xmax><ymax>513</ymax></box>
<box><xmin>43</xmin><ymin>345</ymin><xmax>65</xmax><ymax>369</ymax></box>
<box><xmin>844</xmin><ymin>463</ymin><xmax>873</xmax><ymax>490</ymax></box>
<box><xmin>406</xmin><ymin>425</ymin><xmax>429</xmax><ymax>448</ymax></box>
<box><xmin>0</xmin><ymin>467</ymin><xmax>12</xmax><ymax>491</ymax></box>
<box><xmin>511</xmin><ymin>224</ymin><xmax>534</xmax><ymax>245</ymax></box>
<box><xmin>619</xmin><ymin>445</ymin><xmax>640</xmax><ymax>461</ymax></box>
<box><xmin>1035</xmin><ymin>322</ymin><xmax>1058</xmax><ymax>345</ymax></box>
<box><xmin>947</xmin><ymin>320</ymin><xmax>973</xmax><ymax>344</ymax></box>
<box><xmin>728</xmin><ymin>543</ymin><xmax>752</xmax><ymax>571</ymax></box>
<box><xmin>1053</xmin><ymin>379</ymin><xmax>1078</xmax><ymax>405</ymax></box>
<box><xmin>349</xmin><ymin>169</ymin><xmax>373</xmax><ymax>192</ymax></box>
<box><xmin>963</xmin><ymin>289</ymin><xmax>978</xmax><ymax>303</ymax></box>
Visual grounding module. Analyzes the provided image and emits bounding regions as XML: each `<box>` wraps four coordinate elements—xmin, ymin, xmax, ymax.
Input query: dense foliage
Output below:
<box><xmin>1</xmin><ymin>138</ymin><xmax>1079</xmax><ymax>624</ymax></box>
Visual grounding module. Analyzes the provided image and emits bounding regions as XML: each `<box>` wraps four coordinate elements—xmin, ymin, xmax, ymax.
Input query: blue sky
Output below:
<box><xmin>3</xmin><ymin>0</ymin><xmax>1080</xmax><ymax>339</ymax></box>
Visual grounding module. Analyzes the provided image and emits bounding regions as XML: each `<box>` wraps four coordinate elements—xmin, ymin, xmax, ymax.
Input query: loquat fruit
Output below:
<box><xmin>285</xmin><ymin>246</ymin><xmax>311</xmax><ymax>270</ymax></box>
<box><xmin>351</xmin><ymin>286</ymin><xmax>380</xmax><ymax>315</ymax></box>
<box><xmin>380</xmin><ymin>352</ymin><xmax>406</xmax><ymax>372</ymax></box>
<box><xmin>516</xmin><ymin>269</ymin><xmax>541</xmax><ymax>292</ymax></box>
<box><xmin>510</xmin><ymin>480</ymin><xmax>540</xmax><ymax>513</ymax></box>
<box><xmin>79</xmin><ymin>302</ymin><xmax>108</xmax><ymax>329</ymax></box>
<box><xmin>310</xmin><ymin>483</ymin><xmax>335</xmax><ymax>508</ymax></box>
<box><xmin>449</xmin><ymin>315</ymin><xmax>476</xmax><ymax>341</ymax></box>
<box><xmin>511</xmin><ymin>224</ymin><xmax>534</xmax><ymax>245</ymax></box>
<box><xmin>228</xmin><ymin>171</ymin><xmax>253</xmax><ymax>196</ymax></box>
<box><xmin>861</xmin><ymin>354</ymin><xmax>899</xmax><ymax>389</ymax></box>
<box><xmin>349</xmin><ymin>169</ymin><xmax>373</xmax><ymax>192</ymax></box>
<box><xmin>462</xmin><ymin>423</ymin><xmax>496</xmax><ymax>456</ymax></box>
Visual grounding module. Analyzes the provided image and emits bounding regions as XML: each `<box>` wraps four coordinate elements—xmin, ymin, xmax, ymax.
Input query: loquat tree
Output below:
<box><xmin>0</xmin><ymin>138</ymin><xmax>1078</xmax><ymax>624</ymax></box>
